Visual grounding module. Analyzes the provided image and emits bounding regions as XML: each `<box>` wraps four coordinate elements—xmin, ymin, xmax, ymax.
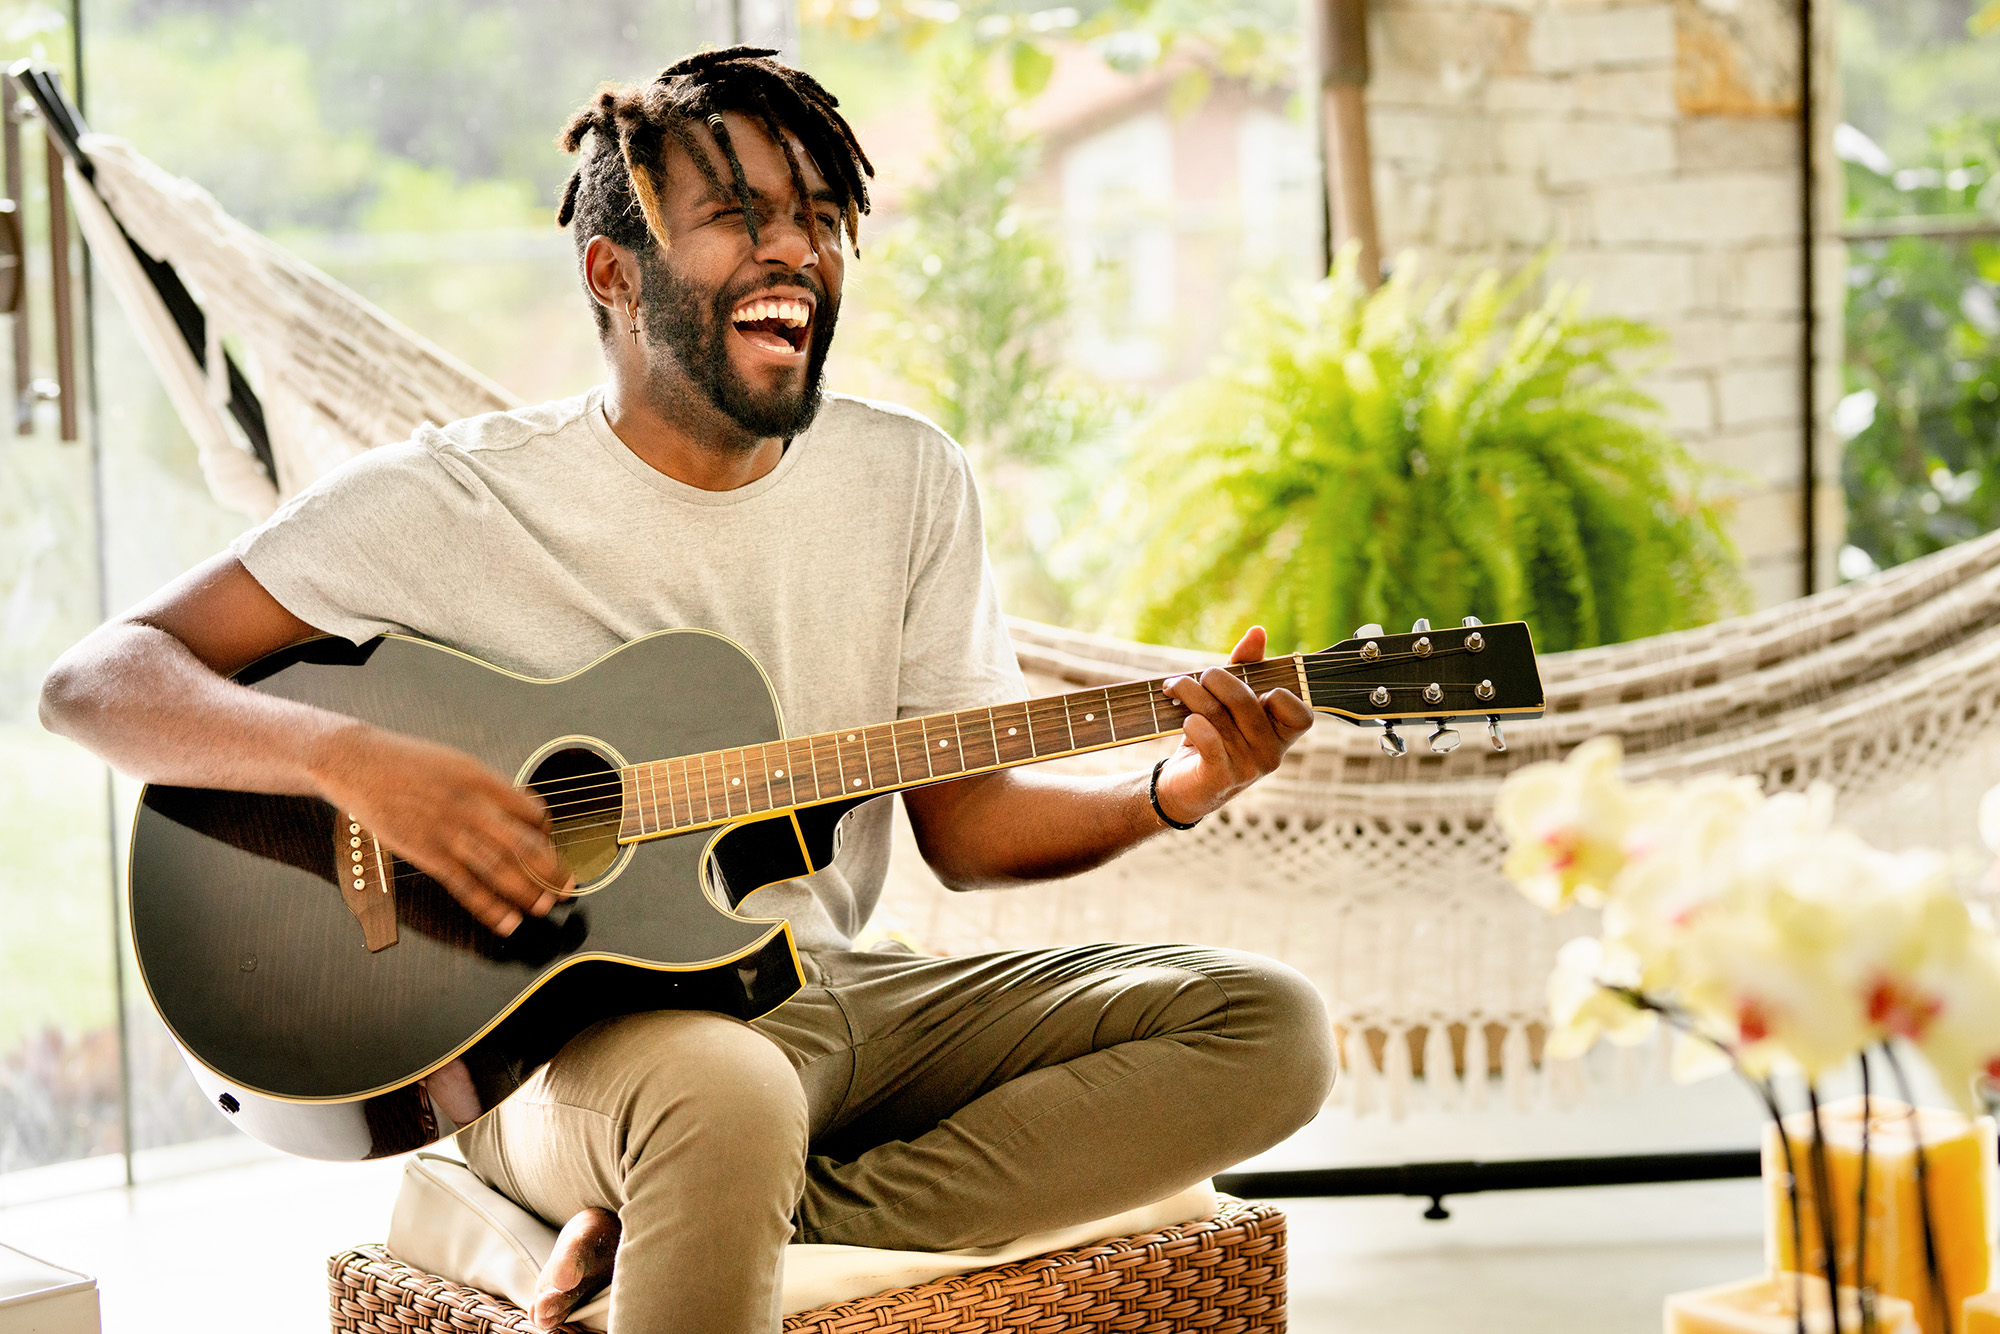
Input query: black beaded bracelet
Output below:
<box><xmin>1150</xmin><ymin>757</ymin><xmax>1201</xmax><ymax>831</ymax></box>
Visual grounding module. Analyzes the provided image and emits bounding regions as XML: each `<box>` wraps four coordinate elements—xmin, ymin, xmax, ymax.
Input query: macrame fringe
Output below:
<box><xmin>1462</xmin><ymin>1023</ymin><xmax>1489</xmax><ymax>1112</ymax></box>
<box><xmin>1341</xmin><ymin>1027</ymin><xmax>1377</xmax><ymax>1118</ymax></box>
<box><xmin>1422</xmin><ymin>1024</ymin><xmax>1457</xmax><ymax>1112</ymax></box>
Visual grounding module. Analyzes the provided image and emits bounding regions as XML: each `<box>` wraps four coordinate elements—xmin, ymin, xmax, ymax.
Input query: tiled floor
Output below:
<box><xmin>0</xmin><ymin>1074</ymin><xmax>1776</xmax><ymax>1333</ymax></box>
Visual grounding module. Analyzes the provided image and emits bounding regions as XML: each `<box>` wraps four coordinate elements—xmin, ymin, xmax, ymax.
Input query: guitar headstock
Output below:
<box><xmin>1302</xmin><ymin>618</ymin><xmax>1544</xmax><ymax>755</ymax></box>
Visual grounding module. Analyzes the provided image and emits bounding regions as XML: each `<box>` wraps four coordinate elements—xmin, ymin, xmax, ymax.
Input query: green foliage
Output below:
<box><xmin>861</xmin><ymin>48</ymin><xmax>1115</xmax><ymax>620</ymax></box>
<box><xmin>1841</xmin><ymin>0</ymin><xmax>1999</xmax><ymax>166</ymax></box>
<box><xmin>803</xmin><ymin>0</ymin><xmax>1300</xmax><ymax>91</ymax></box>
<box><xmin>82</xmin><ymin>0</ymin><xmax>711</xmax><ymax>233</ymax></box>
<box><xmin>91</xmin><ymin>18</ymin><xmax>377</xmax><ymax>232</ymax></box>
<box><xmin>865</xmin><ymin>52</ymin><xmax>1094</xmax><ymax>466</ymax></box>
<box><xmin>355</xmin><ymin>159</ymin><xmax>544</xmax><ymax>234</ymax></box>
<box><xmin>0</xmin><ymin>0</ymin><xmax>69</xmax><ymax>74</ymax></box>
<box><xmin>1839</xmin><ymin>119</ymin><xmax>2000</xmax><ymax>570</ymax></box>
<box><xmin>1083</xmin><ymin>250</ymin><xmax>1746</xmax><ymax>655</ymax></box>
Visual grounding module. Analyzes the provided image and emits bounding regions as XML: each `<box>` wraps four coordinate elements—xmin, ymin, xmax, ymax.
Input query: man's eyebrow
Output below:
<box><xmin>696</xmin><ymin>182</ymin><xmax>841</xmax><ymax>208</ymax></box>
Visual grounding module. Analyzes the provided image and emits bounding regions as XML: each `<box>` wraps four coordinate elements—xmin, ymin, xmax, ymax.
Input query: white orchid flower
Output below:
<box><xmin>1871</xmin><ymin>889</ymin><xmax>2000</xmax><ymax>1112</ymax></box>
<box><xmin>1503</xmin><ymin>754</ymin><xmax>2000</xmax><ymax>1095</ymax></box>
<box><xmin>1602</xmin><ymin>772</ymin><xmax>1766</xmax><ymax>994</ymax></box>
<box><xmin>1681</xmin><ymin>885</ymin><xmax>1877</xmax><ymax>1078</ymax></box>
<box><xmin>1497</xmin><ymin>736</ymin><xmax>1654</xmax><ymax>911</ymax></box>
<box><xmin>1544</xmin><ymin>934</ymin><xmax>1657</xmax><ymax>1060</ymax></box>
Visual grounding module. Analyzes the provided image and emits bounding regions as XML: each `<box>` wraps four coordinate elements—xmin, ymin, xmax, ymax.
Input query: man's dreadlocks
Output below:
<box><xmin>556</xmin><ymin>47</ymin><xmax>874</xmax><ymax>333</ymax></box>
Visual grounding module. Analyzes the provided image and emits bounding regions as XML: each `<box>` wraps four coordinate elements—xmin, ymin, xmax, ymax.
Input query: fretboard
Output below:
<box><xmin>616</xmin><ymin>655</ymin><xmax>1310</xmax><ymax>842</ymax></box>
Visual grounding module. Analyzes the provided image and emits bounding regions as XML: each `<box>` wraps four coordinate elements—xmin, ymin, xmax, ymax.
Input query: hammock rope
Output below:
<box><xmin>66</xmin><ymin>129</ymin><xmax>2000</xmax><ymax>1117</ymax></box>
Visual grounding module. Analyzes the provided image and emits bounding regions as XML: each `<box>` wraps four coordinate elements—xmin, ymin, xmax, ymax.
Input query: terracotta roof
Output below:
<box><xmin>849</xmin><ymin>41</ymin><xmax>1207</xmax><ymax>214</ymax></box>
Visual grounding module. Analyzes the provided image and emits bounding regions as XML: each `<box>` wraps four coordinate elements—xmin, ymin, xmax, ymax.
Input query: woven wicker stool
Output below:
<box><xmin>329</xmin><ymin>1197</ymin><xmax>1286</xmax><ymax>1334</ymax></box>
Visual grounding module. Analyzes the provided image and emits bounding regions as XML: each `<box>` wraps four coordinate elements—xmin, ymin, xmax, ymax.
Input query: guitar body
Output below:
<box><xmin>130</xmin><ymin>630</ymin><xmax>852</xmax><ymax>1161</ymax></box>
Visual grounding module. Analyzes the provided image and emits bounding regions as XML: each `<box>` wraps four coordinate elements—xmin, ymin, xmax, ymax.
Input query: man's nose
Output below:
<box><xmin>754</xmin><ymin>206</ymin><xmax>819</xmax><ymax>269</ymax></box>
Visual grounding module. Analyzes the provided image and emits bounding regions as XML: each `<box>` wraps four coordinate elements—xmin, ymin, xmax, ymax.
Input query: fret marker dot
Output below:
<box><xmin>1084</xmin><ymin>712</ymin><xmax>1094</xmax><ymax>721</ymax></box>
<box><xmin>1008</xmin><ymin>728</ymin><xmax>1017</xmax><ymax>735</ymax></box>
<box><xmin>732</xmin><ymin>777</ymin><xmax>740</xmax><ymax>786</ymax></box>
<box><xmin>847</xmin><ymin>734</ymin><xmax>856</xmax><ymax>741</ymax></box>
<box><xmin>852</xmin><ymin>778</ymin><xmax>863</xmax><ymax>787</ymax></box>
<box><xmin>775</xmin><ymin>769</ymin><xmax>784</xmax><ymax>777</ymax></box>
<box><xmin>938</xmin><ymin>740</ymin><xmax>948</xmax><ymax>748</ymax></box>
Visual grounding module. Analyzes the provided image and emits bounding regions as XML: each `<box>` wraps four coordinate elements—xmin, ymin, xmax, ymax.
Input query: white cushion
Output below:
<box><xmin>0</xmin><ymin>1243</ymin><xmax>99</xmax><ymax>1334</ymax></box>
<box><xmin>386</xmin><ymin>1154</ymin><xmax>1217</xmax><ymax>1327</ymax></box>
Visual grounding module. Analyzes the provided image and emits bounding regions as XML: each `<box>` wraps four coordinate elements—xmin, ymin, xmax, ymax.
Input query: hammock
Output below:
<box><xmin>61</xmin><ymin>124</ymin><xmax>2000</xmax><ymax>1118</ymax></box>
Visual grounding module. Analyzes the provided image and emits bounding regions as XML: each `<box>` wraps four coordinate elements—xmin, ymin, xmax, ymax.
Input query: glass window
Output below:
<box><xmin>1837</xmin><ymin>0</ymin><xmax>2000</xmax><ymax>576</ymax></box>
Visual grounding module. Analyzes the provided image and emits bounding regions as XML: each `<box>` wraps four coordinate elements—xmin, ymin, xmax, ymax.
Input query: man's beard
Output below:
<box><xmin>636</xmin><ymin>249</ymin><xmax>838</xmax><ymax>442</ymax></box>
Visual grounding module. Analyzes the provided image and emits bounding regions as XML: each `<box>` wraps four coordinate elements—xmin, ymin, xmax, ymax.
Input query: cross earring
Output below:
<box><xmin>628</xmin><ymin>305</ymin><xmax>640</xmax><ymax>347</ymax></box>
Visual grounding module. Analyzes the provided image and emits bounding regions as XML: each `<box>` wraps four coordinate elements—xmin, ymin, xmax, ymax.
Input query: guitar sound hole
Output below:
<box><xmin>529</xmin><ymin>745</ymin><xmax>626</xmax><ymax>888</ymax></box>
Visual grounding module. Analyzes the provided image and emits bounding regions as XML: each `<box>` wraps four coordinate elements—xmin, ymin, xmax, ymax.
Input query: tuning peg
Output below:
<box><xmin>1487</xmin><ymin>717</ymin><xmax>1507</xmax><ymax>752</ymax></box>
<box><xmin>1354</xmin><ymin>623</ymin><xmax>1384</xmax><ymax>639</ymax></box>
<box><xmin>1462</xmin><ymin>616</ymin><xmax>1483</xmax><ymax>627</ymax></box>
<box><xmin>1427</xmin><ymin>721</ymin><xmax>1460</xmax><ymax>754</ymax></box>
<box><xmin>1379</xmin><ymin>723</ymin><xmax>1408</xmax><ymax>758</ymax></box>
<box><xmin>1411</xmin><ymin>618</ymin><xmax>1431</xmax><ymax>633</ymax></box>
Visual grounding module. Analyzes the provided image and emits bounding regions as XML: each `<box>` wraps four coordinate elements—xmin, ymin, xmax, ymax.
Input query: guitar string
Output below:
<box><xmin>362</xmin><ymin>673</ymin><xmax>1496</xmax><ymax>891</ymax></box>
<box><xmin>360</xmin><ymin>691</ymin><xmax>1521</xmax><ymax>888</ymax></box>
<box><xmin>508</xmin><ymin>671</ymin><xmax>1281</xmax><ymax>812</ymax></box>
<box><xmin>359</xmin><ymin>676</ymin><xmax>1516</xmax><ymax>885</ymax></box>
<box><xmin>509</xmin><ymin>648</ymin><xmax>1488</xmax><ymax>816</ymax></box>
<box><xmin>517</xmin><ymin>678</ymin><xmax>1504</xmax><ymax>825</ymax></box>
<box><xmin>338</xmin><ymin>654</ymin><xmax>1510</xmax><ymax>893</ymax></box>
<box><xmin>515</xmin><ymin>679</ymin><xmax>1511</xmax><ymax>836</ymax></box>
<box><xmin>343</xmin><ymin>641</ymin><xmax>1521</xmax><ymax>893</ymax></box>
<box><xmin>516</xmin><ymin>670</ymin><xmax>1507</xmax><ymax>822</ymax></box>
<box><xmin>506</xmin><ymin>646</ymin><xmax>1459</xmax><ymax>798</ymax></box>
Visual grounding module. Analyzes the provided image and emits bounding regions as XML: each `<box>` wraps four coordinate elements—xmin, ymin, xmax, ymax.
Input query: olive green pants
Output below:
<box><xmin>457</xmin><ymin>942</ymin><xmax>1336</xmax><ymax>1334</ymax></box>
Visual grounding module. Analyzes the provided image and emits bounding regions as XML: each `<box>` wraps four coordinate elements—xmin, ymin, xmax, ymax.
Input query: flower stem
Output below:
<box><xmin>1754</xmin><ymin>1074</ymin><xmax>1811</xmax><ymax>1334</ymax></box>
<box><xmin>1884</xmin><ymin>1046</ymin><xmax>1951</xmax><ymax>1333</ymax></box>
<box><xmin>1608</xmin><ymin>991</ymin><xmax>1815</xmax><ymax>1334</ymax></box>
<box><xmin>1807</xmin><ymin>1084</ymin><xmax>1846</xmax><ymax>1334</ymax></box>
<box><xmin>1858</xmin><ymin>1051</ymin><xmax>1875</xmax><ymax>1334</ymax></box>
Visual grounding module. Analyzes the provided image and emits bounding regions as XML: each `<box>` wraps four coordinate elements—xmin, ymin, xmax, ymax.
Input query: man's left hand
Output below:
<box><xmin>1153</xmin><ymin>626</ymin><xmax>1315</xmax><ymax>827</ymax></box>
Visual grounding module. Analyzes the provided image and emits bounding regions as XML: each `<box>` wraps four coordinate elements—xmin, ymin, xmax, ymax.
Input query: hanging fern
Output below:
<box><xmin>1084</xmin><ymin>249</ymin><xmax>1747</xmax><ymax>654</ymax></box>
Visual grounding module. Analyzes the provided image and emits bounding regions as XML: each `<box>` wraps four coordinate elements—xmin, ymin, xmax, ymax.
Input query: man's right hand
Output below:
<box><xmin>39</xmin><ymin>552</ymin><xmax>571</xmax><ymax>940</ymax></box>
<box><xmin>314</xmin><ymin>725</ymin><xmax>573</xmax><ymax>937</ymax></box>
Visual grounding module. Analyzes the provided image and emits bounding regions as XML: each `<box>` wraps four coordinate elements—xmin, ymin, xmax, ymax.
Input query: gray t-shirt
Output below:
<box><xmin>231</xmin><ymin>387</ymin><xmax>1026</xmax><ymax>951</ymax></box>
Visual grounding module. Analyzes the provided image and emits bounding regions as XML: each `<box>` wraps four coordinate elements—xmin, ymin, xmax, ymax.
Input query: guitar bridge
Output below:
<box><xmin>337</xmin><ymin>811</ymin><xmax>398</xmax><ymax>952</ymax></box>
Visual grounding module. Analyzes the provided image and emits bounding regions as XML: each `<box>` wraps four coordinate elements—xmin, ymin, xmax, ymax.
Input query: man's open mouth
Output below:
<box><xmin>730</xmin><ymin>297</ymin><xmax>812</xmax><ymax>356</ymax></box>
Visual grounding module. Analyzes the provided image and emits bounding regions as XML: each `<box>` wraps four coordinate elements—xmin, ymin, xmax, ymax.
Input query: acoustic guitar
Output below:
<box><xmin>128</xmin><ymin>619</ymin><xmax>1544</xmax><ymax>1160</ymax></box>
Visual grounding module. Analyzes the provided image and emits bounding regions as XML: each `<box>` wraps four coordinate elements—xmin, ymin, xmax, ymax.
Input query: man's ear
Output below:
<box><xmin>583</xmin><ymin>236</ymin><xmax>643</xmax><ymax>320</ymax></box>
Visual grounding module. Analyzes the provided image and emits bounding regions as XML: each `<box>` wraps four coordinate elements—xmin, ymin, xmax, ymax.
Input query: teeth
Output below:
<box><xmin>733</xmin><ymin>298</ymin><xmax>810</xmax><ymax>328</ymax></box>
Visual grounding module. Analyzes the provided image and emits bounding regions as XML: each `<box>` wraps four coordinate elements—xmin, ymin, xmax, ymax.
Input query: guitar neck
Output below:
<box><xmin>615</xmin><ymin>656</ymin><xmax>1311</xmax><ymax>843</ymax></box>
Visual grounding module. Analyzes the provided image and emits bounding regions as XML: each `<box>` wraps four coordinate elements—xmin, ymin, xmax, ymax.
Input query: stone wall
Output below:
<box><xmin>1358</xmin><ymin>0</ymin><xmax>1843</xmax><ymax>605</ymax></box>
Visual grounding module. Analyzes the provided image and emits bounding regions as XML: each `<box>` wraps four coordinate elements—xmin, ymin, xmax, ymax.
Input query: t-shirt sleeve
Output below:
<box><xmin>228</xmin><ymin>435</ymin><xmax>472</xmax><ymax>644</ymax></box>
<box><xmin>896</xmin><ymin>434</ymin><xmax>1028</xmax><ymax>719</ymax></box>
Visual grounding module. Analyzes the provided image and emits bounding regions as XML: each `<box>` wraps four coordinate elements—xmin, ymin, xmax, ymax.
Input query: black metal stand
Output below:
<box><xmin>1216</xmin><ymin>1148</ymin><xmax>1762</xmax><ymax>1221</ymax></box>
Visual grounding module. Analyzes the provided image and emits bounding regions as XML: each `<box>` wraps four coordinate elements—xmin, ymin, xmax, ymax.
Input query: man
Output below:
<box><xmin>40</xmin><ymin>48</ymin><xmax>1333</xmax><ymax>1334</ymax></box>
